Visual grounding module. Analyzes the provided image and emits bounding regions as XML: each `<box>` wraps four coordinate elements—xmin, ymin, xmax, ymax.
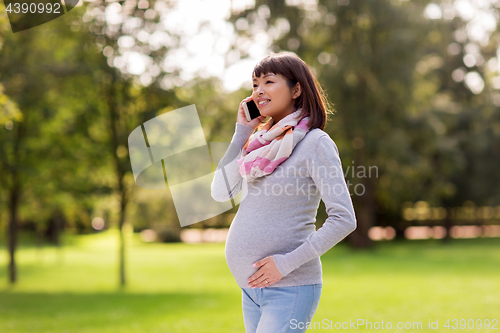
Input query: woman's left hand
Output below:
<box><xmin>247</xmin><ymin>256</ymin><xmax>284</xmax><ymax>288</ymax></box>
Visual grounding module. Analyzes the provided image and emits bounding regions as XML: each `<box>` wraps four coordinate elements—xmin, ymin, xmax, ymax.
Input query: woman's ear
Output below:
<box><xmin>292</xmin><ymin>82</ymin><xmax>301</xmax><ymax>99</ymax></box>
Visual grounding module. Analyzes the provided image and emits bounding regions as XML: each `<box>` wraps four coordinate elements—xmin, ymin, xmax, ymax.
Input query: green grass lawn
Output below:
<box><xmin>0</xmin><ymin>229</ymin><xmax>499</xmax><ymax>332</ymax></box>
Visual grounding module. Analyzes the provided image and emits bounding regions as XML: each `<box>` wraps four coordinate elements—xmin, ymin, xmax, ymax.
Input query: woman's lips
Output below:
<box><xmin>258</xmin><ymin>100</ymin><xmax>270</xmax><ymax>107</ymax></box>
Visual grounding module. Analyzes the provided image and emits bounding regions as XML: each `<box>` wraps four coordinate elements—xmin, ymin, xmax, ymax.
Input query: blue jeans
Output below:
<box><xmin>241</xmin><ymin>283</ymin><xmax>322</xmax><ymax>333</ymax></box>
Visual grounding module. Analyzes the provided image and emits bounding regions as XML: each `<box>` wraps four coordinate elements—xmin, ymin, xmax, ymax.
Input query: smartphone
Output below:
<box><xmin>243</xmin><ymin>99</ymin><xmax>262</xmax><ymax>122</ymax></box>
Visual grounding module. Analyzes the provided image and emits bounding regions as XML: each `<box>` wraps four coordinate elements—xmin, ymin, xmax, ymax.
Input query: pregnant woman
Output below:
<box><xmin>211</xmin><ymin>52</ymin><xmax>357</xmax><ymax>333</ymax></box>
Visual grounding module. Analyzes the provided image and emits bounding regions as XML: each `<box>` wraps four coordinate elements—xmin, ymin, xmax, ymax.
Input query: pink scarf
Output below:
<box><xmin>237</xmin><ymin>108</ymin><xmax>310</xmax><ymax>183</ymax></box>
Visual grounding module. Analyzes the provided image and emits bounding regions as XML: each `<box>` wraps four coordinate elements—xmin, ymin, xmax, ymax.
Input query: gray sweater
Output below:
<box><xmin>211</xmin><ymin>122</ymin><xmax>357</xmax><ymax>288</ymax></box>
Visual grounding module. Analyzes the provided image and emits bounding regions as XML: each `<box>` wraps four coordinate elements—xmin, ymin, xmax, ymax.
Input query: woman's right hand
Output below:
<box><xmin>237</xmin><ymin>96</ymin><xmax>267</xmax><ymax>130</ymax></box>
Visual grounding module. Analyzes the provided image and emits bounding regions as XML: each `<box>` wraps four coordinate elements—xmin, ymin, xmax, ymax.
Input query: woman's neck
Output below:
<box><xmin>272</xmin><ymin>106</ymin><xmax>298</xmax><ymax>125</ymax></box>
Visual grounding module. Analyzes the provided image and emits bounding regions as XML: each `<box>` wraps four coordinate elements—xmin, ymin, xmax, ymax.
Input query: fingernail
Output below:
<box><xmin>252</xmin><ymin>264</ymin><xmax>256</xmax><ymax>267</ymax></box>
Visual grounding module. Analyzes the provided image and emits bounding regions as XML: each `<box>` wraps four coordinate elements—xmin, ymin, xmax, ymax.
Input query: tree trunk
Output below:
<box><xmin>54</xmin><ymin>210</ymin><xmax>65</xmax><ymax>264</ymax></box>
<box><xmin>442</xmin><ymin>207</ymin><xmax>453</xmax><ymax>243</ymax></box>
<box><xmin>393</xmin><ymin>221</ymin><xmax>407</xmax><ymax>240</ymax></box>
<box><xmin>348</xmin><ymin>153</ymin><xmax>375</xmax><ymax>249</ymax></box>
<box><xmin>105</xmin><ymin>71</ymin><xmax>129</xmax><ymax>287</ymax></box>
<box><xmin>4</xmin><ymin>99</ymin><xmax>26</xmax><ymax>284</ymax></box>
<box><xmin>118</xmin><ymin>188</ymin><xmax>127</xmax><ymax>287</ymax></box>
<box><xmin>8</xmin><ymin>178</ymin><xmax>20</xmax><ymax>284</ymax></box>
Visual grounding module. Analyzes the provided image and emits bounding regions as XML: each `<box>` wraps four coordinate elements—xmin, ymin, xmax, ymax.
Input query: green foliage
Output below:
<box><xmin>0</xmin><ymin>8</ymin><xmax>114</xmax><ymax>234</ymax></box>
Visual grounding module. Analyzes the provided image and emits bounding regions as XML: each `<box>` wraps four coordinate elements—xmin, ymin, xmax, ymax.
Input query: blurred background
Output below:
<box><xmin>0</xmin><ymin>0</ymin><xmax>499</xmax><ymax>332</ymax></box>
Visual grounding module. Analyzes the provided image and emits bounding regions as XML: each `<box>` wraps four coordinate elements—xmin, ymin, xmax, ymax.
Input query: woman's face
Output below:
<box><xmin>252</xmin><ymin>72</ymin><xmax>300</xmax><ymax>123</ymax></box>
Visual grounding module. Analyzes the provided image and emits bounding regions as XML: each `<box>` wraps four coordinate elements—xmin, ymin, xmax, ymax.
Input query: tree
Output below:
<box><xmin>0</xmin><ymin>7</ymin><xmax>112</xmax><ymax>283</ymax></box>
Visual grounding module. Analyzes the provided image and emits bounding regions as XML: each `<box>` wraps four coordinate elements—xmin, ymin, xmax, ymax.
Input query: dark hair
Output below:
<box><xmin>252</xmin><ymin>51</ymin><xmax>335</xmax><ymax>131</ymax></box>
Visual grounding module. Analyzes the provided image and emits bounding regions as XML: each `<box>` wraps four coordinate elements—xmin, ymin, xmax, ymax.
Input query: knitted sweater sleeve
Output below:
<box><xmin>273</xmin><ymin>134</ymin><xmax>357</xmax><ymax>277</ymax></box>
<box><xmin>211</xmin><ymin>122</ymin><xmax>254</xmax><ymax>202</ymax></box>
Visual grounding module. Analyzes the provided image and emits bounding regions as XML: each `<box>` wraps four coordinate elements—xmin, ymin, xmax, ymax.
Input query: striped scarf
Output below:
<box><xmin>237</xmin><ymin>108</ymin><xmax>310</xmax><ymax>183</ymax></box>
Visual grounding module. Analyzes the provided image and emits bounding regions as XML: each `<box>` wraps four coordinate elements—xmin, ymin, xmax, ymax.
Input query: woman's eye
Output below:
<box><xmin>253</xmin><ymin>81</ymin><xmax>272</xmax><ymax>87</ymax></box>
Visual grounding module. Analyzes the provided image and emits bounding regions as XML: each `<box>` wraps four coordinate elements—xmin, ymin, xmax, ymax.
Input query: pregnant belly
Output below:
<box><xmin>224</xmin><ymin>216</ymin><xmax>307</xmax><ymax>287</ymax></box>
<box><xmin>225</xmin><ymin>217</ymin><xmax>292</xmax><ymax>261</ymax></box>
